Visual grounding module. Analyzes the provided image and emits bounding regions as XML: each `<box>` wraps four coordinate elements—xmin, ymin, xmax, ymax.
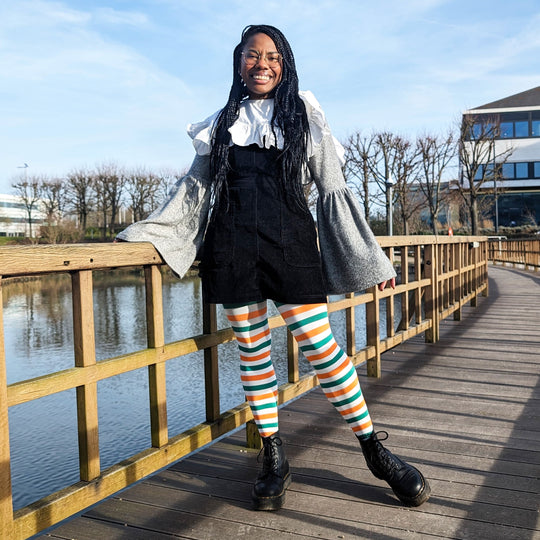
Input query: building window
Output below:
<box><xmin>515</xmin><ymin>162</ymin><xmax>529</xmax><ymax>179</ymax></box>
<box><xmin>532</xmin><ymin>111</ymin><xmax>540</xmax><ymax>136</ymax></box>
<box><xmin>515</xmin><ymin>120</ymin><xmax>529</xmax><ymax>137</ymax></box>
<box><xmin>502</xmin><ymin>163</ymin><xmax>514</xmax><ymax>178</ymax></box>
<box><xmin>474</xmin><ymin>164</ymin><xmax>484</xmax><ymax>181</ymax></box>
<box><xmin>534</xmin><ymin>162</ymin><xmax>540</xmax><ymax>178</ymax></box>
<box><xmin>500</xmin><ymin>121</ymin><xmax>514</xmax><ymax>138</ymax></box>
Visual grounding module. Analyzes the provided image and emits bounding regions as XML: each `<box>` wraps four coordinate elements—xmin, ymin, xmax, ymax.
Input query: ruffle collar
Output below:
<box><xmin>187</xmin><ymin>90</ymin><xmax>344</xmax><ymax>164</ymax></box>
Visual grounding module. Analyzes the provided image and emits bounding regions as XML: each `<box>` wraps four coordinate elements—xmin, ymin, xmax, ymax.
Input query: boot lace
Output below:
<box><xmin>370</xmin><ymin>431</ymin><xmax>400</xmax><ymax>473</ymax></box>
<box><xmin>257</xmin><ymin>436</ymin><xmax>284</xmax><ymax>479</ymax></box>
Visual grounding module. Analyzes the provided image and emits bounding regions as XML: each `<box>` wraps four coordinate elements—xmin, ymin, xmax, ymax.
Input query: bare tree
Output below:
<box><xmin>125</xmin><ymin>167</ymin><xmax>161</xmax><ymax>222</ymax></box>
<box><xmin>416</xmin><ymin>131</ymin><xmax>456</xmax><ymax>234</ymax></box>
<box><xmin>65</xmin><ymin>168</ymin><xmax>95</xmax><ymax>233</ymax></box>
<box><xmin>343</xmin><ymin>132</ymin><xmax>379</xmax><ymax>221</ymax></box>
<box><xmin>93</xmin><ymin>162</ymin><xmax>125</xmax><ymax>238</ymax></box>
<box><xmin>40</xmin><ymin>177</ymin><xmax>68</xmax><ymax>225</ymax></box>
<box><xmin>12</xmin><ymin>175</ymin><xmax>42</xmax><ymax>238</ymax></box>
<box><xmin>457</xmin><ymin>115</ymin><xmax>513</xmax><ymax>234</ymax></box>
<box><xmin>388</xmin><ymin>136</ymin><xmax>423</xmax><ymax>235</ymax></box>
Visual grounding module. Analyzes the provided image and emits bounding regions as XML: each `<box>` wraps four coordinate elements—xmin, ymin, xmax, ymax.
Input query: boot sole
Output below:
<box><xmin>252</xmin><ymin>473</ymin><xmax>292</xmax><ymax>511</ymax></box>
<box><xmin>394</xmin><ymin>477</ymin><xmax>431</xmax><ymax>507</ymax></box>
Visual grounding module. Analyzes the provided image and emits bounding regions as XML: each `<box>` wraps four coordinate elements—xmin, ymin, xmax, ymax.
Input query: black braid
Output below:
<box><xmin>209</xmin><ymin>24</ymin><xmax>310</xmax><ymax>215</ymax></box>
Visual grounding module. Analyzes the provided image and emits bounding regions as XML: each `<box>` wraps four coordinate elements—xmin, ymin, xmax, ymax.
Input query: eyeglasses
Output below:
<box><xmin>241</xmin><ymin>50</ymin><xmax>282</xmax><ymax>68</ymax></box>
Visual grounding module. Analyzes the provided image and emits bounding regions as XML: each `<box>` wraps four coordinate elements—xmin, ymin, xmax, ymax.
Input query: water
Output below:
<box><xmin>2</xmin><ymin>271</ymin><xmax>394</xmax><ymax>510</ymax></box>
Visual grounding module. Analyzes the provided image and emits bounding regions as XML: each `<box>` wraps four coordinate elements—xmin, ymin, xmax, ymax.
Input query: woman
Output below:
<box><xmin>117</xmin><ymin>24</ymin><xmax>430</xmax><ymax>511</ymax></box>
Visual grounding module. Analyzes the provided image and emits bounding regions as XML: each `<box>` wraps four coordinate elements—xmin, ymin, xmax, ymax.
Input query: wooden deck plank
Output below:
<box><xmin>38</xmin><ymin>267</ymin><xmax>540</xmax><ymax>540</ymax></box>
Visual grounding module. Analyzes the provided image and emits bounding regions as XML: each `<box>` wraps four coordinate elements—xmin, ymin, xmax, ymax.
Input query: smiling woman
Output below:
<box><xmin>116</xmin><ymin>23</ymin><xmax>429</xmax><ymax>513</ymax></box>
<box><xmin>240</xmin><ymin>33</ymin><xmax>283</xmax><ymax>99</ymax></box>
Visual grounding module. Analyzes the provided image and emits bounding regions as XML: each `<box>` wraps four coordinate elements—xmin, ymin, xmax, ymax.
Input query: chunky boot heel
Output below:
<box><xmin>252</xmin><ymin>431</ymin><xmax>291</xmax><ymax>511</ymax></box>
<box><xmin>359</xmin><ymin>431</ymin><xmax>431</xmax><ymax>507</ymax></box>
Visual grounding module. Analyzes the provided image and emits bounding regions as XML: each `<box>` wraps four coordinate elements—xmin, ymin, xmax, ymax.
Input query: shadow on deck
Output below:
<box><xmin>40</xmin><ymin>266</ymin><xmax>540</xmax><ymax>540</ymax></box>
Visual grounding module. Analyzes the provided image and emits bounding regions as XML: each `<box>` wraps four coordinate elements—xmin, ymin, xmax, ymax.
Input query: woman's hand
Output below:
<box><xmin>378</xmin><ymin>277</ymin><xmax>396</xmax><ymax>291</ymax></box>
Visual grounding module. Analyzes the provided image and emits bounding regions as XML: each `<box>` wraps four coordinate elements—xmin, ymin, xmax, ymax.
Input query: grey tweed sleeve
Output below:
<box><xmin>116</xmin><ymin>154</ymin><xmax>211</xmax><ymax>278</ymax></box>
<box><xmin>308</xmin><ymin>133</ymin><xmax>396</xmax><ymax>294</ymax></box>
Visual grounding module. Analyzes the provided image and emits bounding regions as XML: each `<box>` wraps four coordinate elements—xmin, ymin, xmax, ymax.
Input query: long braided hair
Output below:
<box><xmin>209</xmin><ymin>24</ymin><xmax>311</xmax><ymax>214</ymax></box>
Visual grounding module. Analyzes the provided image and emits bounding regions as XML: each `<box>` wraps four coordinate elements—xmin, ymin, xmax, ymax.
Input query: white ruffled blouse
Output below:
<box><xmin>187</xmin><ymin>90</ymin><xmax>345</xmax><ymax>165</ymax></box>
<box><xmin>117</xmin><ymin>90</ymin><xmax>396</xmax><ymax>294</ymax></box>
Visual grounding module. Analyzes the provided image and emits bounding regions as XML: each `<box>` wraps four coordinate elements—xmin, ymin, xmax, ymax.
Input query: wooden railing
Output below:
<box><xmin>0</xmin><ymin>235</ymin><xmax>488</xmax><ymax>539</ymax></box>
<box><xmin>488</xmin><ymin>238</ymin><xmax>540</xmax><ymax>271</ymax></box>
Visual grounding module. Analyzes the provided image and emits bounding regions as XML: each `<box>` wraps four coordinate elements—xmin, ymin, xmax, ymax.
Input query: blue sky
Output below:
<box><xmin>1</xmin><ymin>0</ymin><xmax>540</xmax><ymax>194</ymax></box>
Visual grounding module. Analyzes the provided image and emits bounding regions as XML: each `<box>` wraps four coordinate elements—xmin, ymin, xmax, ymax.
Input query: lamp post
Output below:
<box><xmin>385</xmin><ymin>174</ymin><xmax>394</xmax><ymax>236</ymax></box>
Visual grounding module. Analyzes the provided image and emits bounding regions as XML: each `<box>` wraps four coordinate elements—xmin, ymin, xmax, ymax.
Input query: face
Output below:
<box><xmin>240</xmin><ymin>33</ymin><xmax>283</xmax><ymax>99</ymax></box>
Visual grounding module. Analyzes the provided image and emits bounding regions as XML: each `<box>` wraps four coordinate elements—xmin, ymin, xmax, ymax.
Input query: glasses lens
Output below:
<box><xmin>242</xmin><ymin>52</ymin><xmax>281</xmax><ymax>67</ymax></box>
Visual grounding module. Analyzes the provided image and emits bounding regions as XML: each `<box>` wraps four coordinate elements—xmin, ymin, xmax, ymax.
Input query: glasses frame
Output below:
<box><xmin>241</xmin><ymin>50</ymin><xmax>282</xmax><ymax>68</ymax></box>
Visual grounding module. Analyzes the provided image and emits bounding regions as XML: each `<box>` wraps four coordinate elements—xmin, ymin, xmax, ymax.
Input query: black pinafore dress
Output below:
<box><xmin>199</xmin><ymin>144</ymin><xmax>327</xmax><ymax>305</ymax></box>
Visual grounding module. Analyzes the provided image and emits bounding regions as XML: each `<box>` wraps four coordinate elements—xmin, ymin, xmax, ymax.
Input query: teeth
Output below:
<box><xmin>253</xmin><ymin>75</ymin><xmax>270</xmax><ymax>81</ymax></box>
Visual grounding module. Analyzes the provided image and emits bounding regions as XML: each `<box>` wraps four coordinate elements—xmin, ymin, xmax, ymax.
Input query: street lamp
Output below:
<box><xmin>385</xmin><ymin>174</ymin><xmax>394</xmax><ymax>236</ymax></box>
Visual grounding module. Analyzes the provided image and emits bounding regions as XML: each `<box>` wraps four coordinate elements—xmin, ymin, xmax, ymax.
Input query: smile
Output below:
<box><xmin>252</xmin><ymin>75</ymin><xmax>271</xmax><ymax>81</ymax></box>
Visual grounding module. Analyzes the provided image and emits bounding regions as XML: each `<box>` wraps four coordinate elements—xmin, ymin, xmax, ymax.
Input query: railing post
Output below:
<box><xmin>145</xmin><ymin>265</ymin><xmax>168</xmax><ymax>447</ymax></box>
<box><xmin>385</xmin><ymin>247</ymin><xmax>395</xmax><ymax>339</ymax></box>
<box><xmin>72</xmin><ymin>270</ymin><xmax>100</xmax><ymax>481</ymax></box>
<box><xmin>397</xmin><ymin>247</ymin><xmax>409</xmax><ymax>332</ymax></box>
<box><xmin>424</xmin><ymin>243</ymin><xmax>439</xmax><ymax>343</ymax></box>
<box><xmin>203</xmin><ymin>302</ymin><xmax>220</xmax><ymax>422</ymax></box>
<box><xmin>454</xmin><ymin>242</ymin><xmax>463</xmax><ymax>321</ymax></box>
<box><xmin>414</xmin><ymin>245</ymin><xmax>422</xmax><ymax>325</ymax></box>
<box><xmin>366</xmin><ymin>285</ymin><xmax>381</xmax><ymax>377</ymax></box>
<box><xmin>345</xmin><ymin>292</ymin><xmax>356</xmax><ymax>357</ymax></box>
<box><xmin>0</xmin><ymin>279</ymin><xmax>14</xmax><ymax>538</ymax></box>
<box><xmin>287</xmin><ymin>329</ymin><xmax>299</xmax><ymax>384</ymax></box>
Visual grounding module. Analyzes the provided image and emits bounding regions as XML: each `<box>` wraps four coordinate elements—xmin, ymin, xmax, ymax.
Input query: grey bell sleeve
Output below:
<box><xmin>309</xmin><ymin>132</ymin><xmax>396</xmax><ymax>294</ymax></box>
<box><xmin>116</xmin><ymin>154</ymin><xmax>211</xmax><ymax>278</ymax></box>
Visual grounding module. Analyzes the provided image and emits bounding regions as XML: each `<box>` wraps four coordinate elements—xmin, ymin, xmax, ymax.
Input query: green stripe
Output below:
<box><xmin>332</xmin><ymin>391</ymin><xmax>364</xmax><ymax>409</ymax></box>
<box><xmin>286</xmin><ymin>311</ymin><xmax>327</xmax><ymax>332</ymax></box>
<box><xmin>238</xmin><ymin>338</ymin><xmax>271</xmax><ymax>354</ymax></box>
<box><xmin>248</xmin><ymin>401</ymin><xmax>277</xmax><ymax>411</ymax></box>
<box><xmin>300</xmin><ymin>332</ymin><xmax>334</xmax><ymax>352</ymax></box>
<box><xmin>310</xmin><ymin>348</ymin><xmax>345</xmax><ymax>371</ymax></box>
<box><xmin>231</xmin><ymin>319</ymin><xmax>268</xmax><ymax>333</ymax></box>
<box><xmin>319</xmin><ymin>365</ymin><xmax>356</xmax><ymax>389</ymax></box>
<box><xmin>256</xmin><ymin>421</ymin><xmax>279</xmax><ymax>429</ymax></box>
<box><xmin>345</xmin><ymin>411</ymin><xmax>370</xmax><ymax>424</ymax></box>
<box><xmin>240</xmin><ymin>359</ymin><xmax>273</xmax><ymax>372</ymax></box>
<box><xmin>243</xmin><ymin>380</ymin><xmax>277</xmax><ymax>392</ymax></box>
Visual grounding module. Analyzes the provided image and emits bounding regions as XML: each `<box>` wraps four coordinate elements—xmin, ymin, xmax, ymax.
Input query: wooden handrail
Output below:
<box><xmin>0</xmin><ymin>235</ymin><xmax>489</xmax><ymax>539</ymax></box>
<box><xmin>488</xmin><ymin>238</ymin><xmax>540</xmax><ymax>270</ymax></box>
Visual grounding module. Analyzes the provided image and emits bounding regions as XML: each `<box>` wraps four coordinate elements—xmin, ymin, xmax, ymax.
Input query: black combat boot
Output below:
<box><xmin>252</xmin><ymin>431</ymin><xmax>291</xmax><ymax>511</ymax></box>
<box><xmin>359</xmin><ymin>431</ymin><xmax>430</xmax><ymax>507</ymax></box>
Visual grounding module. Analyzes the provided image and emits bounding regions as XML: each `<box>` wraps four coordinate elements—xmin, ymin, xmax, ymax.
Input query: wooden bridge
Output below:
<box><xmin>35</xmin><ymin>264</ymin><xmax>539</xmax><ymax>540</ymax></box>
<box><xmin>1</xmin><ymin>237</ymin><xmax>539</xmax><ymax>539</ymax></box>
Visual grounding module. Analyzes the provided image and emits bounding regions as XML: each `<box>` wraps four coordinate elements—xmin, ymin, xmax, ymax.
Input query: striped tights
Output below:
<box><xmin>223</xmin><ymin>301</ymin><xmax>373</xmax><ymax>439</ymax></box>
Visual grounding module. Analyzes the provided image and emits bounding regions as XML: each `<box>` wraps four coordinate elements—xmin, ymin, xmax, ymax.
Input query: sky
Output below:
<box><xmin>1</xmin><ymin>0</ymin><xmax>540</xmax><ymax>194</ymax></box>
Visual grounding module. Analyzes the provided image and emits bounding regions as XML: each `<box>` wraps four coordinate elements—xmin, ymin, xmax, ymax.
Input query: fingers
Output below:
<box><xmin>378</xmin><ymin>277</ymin><xmax>396</xmax><ymax>291</ymax></box>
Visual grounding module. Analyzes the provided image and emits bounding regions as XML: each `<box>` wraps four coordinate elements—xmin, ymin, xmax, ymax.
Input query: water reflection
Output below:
<box><xmin>3</xmin><ymin>271</ymin><xmax>396</xmax><ymax>510</ymax></box>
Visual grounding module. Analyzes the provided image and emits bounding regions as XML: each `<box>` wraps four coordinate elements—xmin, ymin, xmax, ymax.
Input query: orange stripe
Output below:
<box><xmin>316</xmin><ymin>357</ymin><xmax>350</xmax><ymax>380</ymax></box>
<box><xmin>226</xmin><ymin>306</ymin><xmax>267</xmax><ymax>322</ymax></box>
<box><xmin>239</xmin><ymin>350</ymin><xmax>271</xmax><ymax>363</ymax></box>
<box><xmin>295</xmin><ymin>322</ymin><xmax>330</xmax><ymax>343</ymax></box>
<box><xmin>253</xmin><ymin>412</ymin><xmax>278</xmax><ymax>421</ymax></box>
<box><xmin>306</xmin><ymin>340</ymin><xmax>338</xmax><ymax>361</ymax></box>
<box><xmin>339</xmin><ymin>399</ymin><xmax>366</xmax><ymax>417</ymax></box>
<box><xmin>241</xmin><ymin>371</ymin><xmax>275</xmax><ymax>382</ymax></box>
<box><xmin>245</xmin><ymin>390</ymin><xmax>276</xmax><ymax>401</ymax></box>
<box><xmin>280</xmin><ymin>303</ymin><xmax>324</xmax><ymax>321</ymax></box>
<box><xmin>352</xmin><ymin>419</ymin><xmax>373</xmax><ymax>433</ymax></box>
<box><xmin>236</xmin><ymin>328</ymin><xmax>271</xmax><ymax>344</ymax></box>
<box><xmin>323</xmin><ymin>378</ymin><xmax>358</xmax><ymax>399</ymax></box>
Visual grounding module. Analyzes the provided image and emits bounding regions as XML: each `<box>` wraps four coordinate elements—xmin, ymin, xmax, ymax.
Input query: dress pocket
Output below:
<box><xmin>281</xmin><ymin>207</ymin><xmax>322</xmax><ymax>268</ymax></box>
<box><xmin>201</xmin><ymin>201</ymin><xmax>236</xmax><ymax>268</ymax></box>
